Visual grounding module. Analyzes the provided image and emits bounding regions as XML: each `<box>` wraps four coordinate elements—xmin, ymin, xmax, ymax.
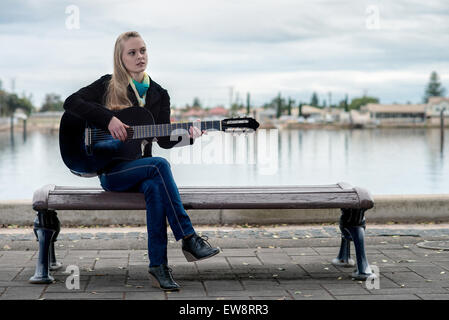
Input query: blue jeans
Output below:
<box><xmin>99</xmin><ymin>156</ymin><xmax>196</xmax><ymax>267</ymax></box>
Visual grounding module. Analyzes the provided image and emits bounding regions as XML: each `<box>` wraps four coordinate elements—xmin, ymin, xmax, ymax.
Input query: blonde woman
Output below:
<box><xmin>63</xmin><ymin>31</ymin><xmax>220</xmax><ymax>291</ymax></box>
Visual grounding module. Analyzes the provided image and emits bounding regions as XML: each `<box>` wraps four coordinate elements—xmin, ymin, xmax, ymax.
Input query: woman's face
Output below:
<box><xmin>121</xmin><ymin>36</ymin><xmax>147</xmax><ymax>75</ymax></box>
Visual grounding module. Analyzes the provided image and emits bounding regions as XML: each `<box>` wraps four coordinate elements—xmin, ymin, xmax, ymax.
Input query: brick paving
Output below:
<box><xmin>0</xmin><ymin>224</ymin><xmax>449</xmax><ymax>300</ymax></box>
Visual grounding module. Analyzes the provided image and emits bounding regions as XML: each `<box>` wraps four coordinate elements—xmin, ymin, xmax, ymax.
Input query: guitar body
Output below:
<box><xmin>59</xmin><ymin>107</ymin><xmax>154</xmax><ymax>176</ymax></box>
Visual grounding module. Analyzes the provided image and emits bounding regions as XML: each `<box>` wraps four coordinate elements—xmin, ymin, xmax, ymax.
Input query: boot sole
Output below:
<box><xmin>148</xmin><ymin>272</ymin><xmax>180</xmax><ymax>292</ymax></box>
<box><xmin>182</xmin><ymin>248</ymin><xmax>220</xmax><ymax>262</ymax></box>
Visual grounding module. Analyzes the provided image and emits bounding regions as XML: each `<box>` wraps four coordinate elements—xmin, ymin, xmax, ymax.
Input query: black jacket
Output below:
<box><xmin>63</xmin><ymin>74</ymin><xmax>193</xmax><ymax>158</ymax></box>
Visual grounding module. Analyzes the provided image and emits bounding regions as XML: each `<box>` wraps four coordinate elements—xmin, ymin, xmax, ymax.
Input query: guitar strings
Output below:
<box><xmin>87</xmin><ymin>121</ymin><xmax>221</xmax><ymax>141</ymax></box>
<box><xmin>88</xmin><ymin>129</ymin><xmax>251</xmax><ymax>142</ymax></box>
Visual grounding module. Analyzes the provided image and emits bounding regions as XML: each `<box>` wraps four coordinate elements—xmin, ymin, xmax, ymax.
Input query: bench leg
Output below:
<box><xmin>29</xmin><ymin>210</ymin><xmax>61</xmax><ymax>284</ymax></box>
<box><xmin>335</xmin><ymin>208</ymin><xmax>375</xmax><ymax>281</ymax></box>
<box><xmin>332</xmin><ymin>228</ymin><xmax>355</xmax><ymax>267</ymax></box>
<box><xmin>49</xmin><ymin>215</ymin><xmax>62</xmax><ymax>271</ymax></box>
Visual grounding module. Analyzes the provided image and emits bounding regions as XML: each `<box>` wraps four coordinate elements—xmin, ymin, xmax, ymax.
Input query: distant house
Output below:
<box><xmin>426</xmin><ymin>97</ymin><xmax>449</xmax><ymax>124</ymax></box>
<box><xmin>349</xmin><ymin>109</ymin><xmax>371</xmax><ymax>126</ymax></box>
<box><xmin>182</xmin><ymin>108</ymin><xmax>206</xmax><ymax>120</ymax></box>
<box><xmin>361</xmin><ymin>103</ymin><xmax>427</xmax><ymax>124</ymax></box>
<box><xmin>207</xmin><ymin>106</ymin><xmax>229</xmax><ymax>117</ymax></box>
<box><xmin>253</xmin><ymin>107</ymin><xmax>276</xmax><ymax>123</ymax></box>
<box><xmin>300</xmin><ymin>105</ymin><xmax>326</xmax><ymax>121</ymax></box>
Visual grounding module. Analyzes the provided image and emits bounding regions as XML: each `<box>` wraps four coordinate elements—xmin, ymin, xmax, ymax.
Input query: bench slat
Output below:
<box><xmin>45</xmin><ymin>193</ymin><xmax>360</xmax><ymax>210</ymax></box>
<box><xmin>34</xmin><ymin>183</ymin><xmax>373</xmax><ymax>211</ymax></box>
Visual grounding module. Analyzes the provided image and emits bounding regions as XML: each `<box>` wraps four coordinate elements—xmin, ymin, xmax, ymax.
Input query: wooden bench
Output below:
<box><xmin>29</xmin><ymin>182</ymin><xmax>375</xmax><ymax>284</ymax></box>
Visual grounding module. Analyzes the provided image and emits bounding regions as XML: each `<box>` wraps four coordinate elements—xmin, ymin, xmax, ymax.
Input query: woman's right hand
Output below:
<box><xmin>108</xmin><ymin>116</ymin><xmax>130</xmax><ymax>142</ymax></box>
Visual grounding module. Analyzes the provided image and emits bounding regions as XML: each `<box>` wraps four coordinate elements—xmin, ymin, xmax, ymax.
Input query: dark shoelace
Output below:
<box><xmin>195</xmin><ymin>234</ymin><xmax>212</xmax><ymax>247</ymax></box>
<box><xmin>161</xmin><ymin>265</ymin><xmax>174</xmax><ymax>278</ymax></box>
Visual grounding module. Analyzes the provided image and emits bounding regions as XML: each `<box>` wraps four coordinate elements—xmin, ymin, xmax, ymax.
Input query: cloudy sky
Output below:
<box><xmin>0</xmin><ymin>0</ymin><xmax>448</xmax><ymax>109</ymax></box>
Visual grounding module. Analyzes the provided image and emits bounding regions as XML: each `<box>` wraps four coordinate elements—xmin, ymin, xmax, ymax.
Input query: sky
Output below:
<box><xmin>0</xmin><ymin>0</ymin><xmax>448</xmax><ymax>109</ymax></box>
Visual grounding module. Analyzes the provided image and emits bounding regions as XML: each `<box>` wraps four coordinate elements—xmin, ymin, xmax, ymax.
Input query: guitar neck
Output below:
<box><xmin>131</xmin><ymin>120</ymin><xmax>221</xmax><ymax>139</ymax></box>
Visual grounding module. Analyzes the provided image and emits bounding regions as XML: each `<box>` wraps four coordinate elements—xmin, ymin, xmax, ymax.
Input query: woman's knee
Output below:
<box><xmin>151</xmin><ymin>156</ymin><xmax>171</xmax><ymax>169</ymax></box>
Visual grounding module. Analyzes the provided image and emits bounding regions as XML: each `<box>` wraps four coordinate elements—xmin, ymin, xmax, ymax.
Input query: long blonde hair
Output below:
<box><xmin>105</xmin><ymin>31</ymin><xmax>142</xmax><ymax>110</ymax></box>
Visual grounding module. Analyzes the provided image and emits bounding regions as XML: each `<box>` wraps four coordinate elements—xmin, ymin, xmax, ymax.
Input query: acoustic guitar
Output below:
<box><xmin>59</xmin><ymin>106</ymin><xmax>259</xmax><ymax>176</ymax></box>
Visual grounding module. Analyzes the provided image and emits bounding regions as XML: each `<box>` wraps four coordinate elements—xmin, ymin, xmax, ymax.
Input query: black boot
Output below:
<box><xmin>148</xmin><ymin>264</ymin><xmax>180</xmax><ymax>291</ymax></box>
<box><xmin>182</xmin><ymin>233</ymin><xmax>220</xmax><ymax>262</ymax></box>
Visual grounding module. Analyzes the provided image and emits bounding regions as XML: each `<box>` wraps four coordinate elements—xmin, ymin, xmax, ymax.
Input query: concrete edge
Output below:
<box><xmin>1</xmin><ymin>194</ymin><xmax>449</xmax><ymax>226</ymax></box>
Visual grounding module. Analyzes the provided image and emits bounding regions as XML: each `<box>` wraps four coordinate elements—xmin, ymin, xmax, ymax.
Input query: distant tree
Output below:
<box><xmin>246</xmin><ymin>92</ymin><xmax>251</xmax><ymax>115</ymax></box>
<box><xmin>192</xmin><ymin>97</ymin><xmax>202</xmax><ymax>108</ymax></box>
<box><xmin>5</xmin><ymin>93</ymin><xmax>34</xmax><ymax>116</ymax></box>
<box><xmin>349</xmin><ymin>96</ymin><xmax>379</xmax><ymax>110</ymax></box>
<box><xmin>275</xmin><ymin>93</ymin><xmax>282</xmax><ymax>118</ymax></box>
<box><xmin>424</xmin><ymin>71</ymin><xmax>446</xmax><ymax>103</ymax></box>
<box><xmin>262</xmin><ymin>94</ymin><xmax>288</xmax><ymax>118</ymax></box>
<box><xmin>40</xmin><ymin>93</ymin><xmax>64</xmax><ymax>112</ymax></box>
<box><xmin>310</xmin><ymin>92</ymin><xmax>319</xmax><ymax>107</ymax></box>
<box><xmin>338</xmin><ymin>94</ymin><xmax>349</xmax><ymax>112</ymax></box>
<box><xmin>0</xmin><ymin>86</ymin><xmax>6</xmax><ymax>117</ymax></box>
<box><xmin>298</xmin><ymin>102</ymin><xmax>303</xmax><ymax>117</ymax></box>
<box><xmin>287</xmin><ymin>97</ymin><xmax>294</xmax><ymax>116</ymax></box>
<box><xmin>230</xmin><ymin>102</ymin><xmax>243</xmax><ymax>114</ymax></box>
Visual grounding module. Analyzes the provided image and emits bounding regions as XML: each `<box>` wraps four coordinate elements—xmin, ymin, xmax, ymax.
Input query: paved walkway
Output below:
<box><xmin>1</xmin><ymin>224</ymin><xmax>449</xmax><ymax>300</ymax></box>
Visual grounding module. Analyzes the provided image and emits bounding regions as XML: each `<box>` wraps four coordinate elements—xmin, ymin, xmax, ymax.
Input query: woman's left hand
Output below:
<box><xmin>189</xmin><ymin>118</ymin><xmax>207</xmax><ymax>139</ymax></box>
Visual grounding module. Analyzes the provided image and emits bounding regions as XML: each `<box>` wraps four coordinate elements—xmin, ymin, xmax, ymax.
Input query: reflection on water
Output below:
<box><xmin>0</xmin><ymin>128</ymin><xmax>448</xmax><ymax>200</ymax></box>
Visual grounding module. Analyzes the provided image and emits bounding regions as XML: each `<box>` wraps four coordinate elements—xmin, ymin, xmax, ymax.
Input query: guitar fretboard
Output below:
<box><xmin>130</xmin><ymin>120</ymin><xmax>221</xmax><ymax>139</ymax></box>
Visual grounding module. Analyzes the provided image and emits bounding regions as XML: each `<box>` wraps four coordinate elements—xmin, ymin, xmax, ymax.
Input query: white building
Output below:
<box><xmin>426</xmin><ymin>97</ymin><xmax>449</xmax><ymax>124</ymax></box>
<box><xmin>361</xmin><ymin>103</ymin><xmax>427</xmax><ymax>124</ymax></box>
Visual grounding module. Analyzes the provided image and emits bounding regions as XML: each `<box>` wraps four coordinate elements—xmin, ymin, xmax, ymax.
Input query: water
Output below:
<box><xmin>1</xmin><ymin>128</ymin><xmax>448</xmax><ymax>200</ymax></box>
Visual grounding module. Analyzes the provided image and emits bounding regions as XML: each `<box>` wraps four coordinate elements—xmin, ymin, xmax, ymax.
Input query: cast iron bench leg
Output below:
<box><xmin>332</xmin><ymin>228</ymin><xmax>355</xmax><ymax>267</ymax></box>
<box><xmin>29</xmin><ymin>210</ymin><xmax>62</xmax><ymax>284</ymax></box>
<box><xmin>334</xmin><ymin>208</ymin><xmax>375</xmax><ymax>281</ymax></box>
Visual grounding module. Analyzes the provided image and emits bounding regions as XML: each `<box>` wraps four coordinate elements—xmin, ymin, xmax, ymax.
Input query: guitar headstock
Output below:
<box><xmin>221</xmin><ymin>117</ymin><xmax>260</xmax><ymax>135</ymax></box>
